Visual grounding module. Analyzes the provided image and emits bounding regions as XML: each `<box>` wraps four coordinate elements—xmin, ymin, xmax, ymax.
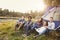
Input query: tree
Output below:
<box><xmin>44</xmin><ymin>0</ymin><xmax>60</xmax><ymax>7</ymax></box>
<box><xmin>0</xmin><ymin>8</ymin><xmax>2</xmax><ymax>16</ymax></box>
<box><xmin>2</xmin><ymin>9</ymin><xmax>9</xmax><ymax>16</ymax></box>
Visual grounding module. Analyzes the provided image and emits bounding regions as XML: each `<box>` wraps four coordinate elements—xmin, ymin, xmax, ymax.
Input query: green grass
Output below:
<box><xmin>0</xmin><ymin>20</ymin><xmax>60</xmax><ymax>40</ymax></box>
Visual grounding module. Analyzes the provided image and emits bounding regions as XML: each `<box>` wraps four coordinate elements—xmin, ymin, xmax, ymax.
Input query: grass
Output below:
<box><xmin>0</xmin><ymin>20</ymin><xmax>60</xmax><ymax>40</ymax></box>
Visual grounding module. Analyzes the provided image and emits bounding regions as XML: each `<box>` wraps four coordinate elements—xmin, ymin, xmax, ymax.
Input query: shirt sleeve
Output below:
<box><xmin>28</xmin><ymin>22</ymin><xmax>33</xmax><ymax>26</ymax></box>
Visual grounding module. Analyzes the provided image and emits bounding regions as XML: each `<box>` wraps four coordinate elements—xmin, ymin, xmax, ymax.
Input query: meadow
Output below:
<box><xmin>0</xmin><ymin>20</ymin><xmax>60</xmax><ymax>40</ymax></box>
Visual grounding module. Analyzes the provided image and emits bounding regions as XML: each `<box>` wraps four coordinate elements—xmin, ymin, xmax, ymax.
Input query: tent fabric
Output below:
<box><xmin>42</xmin><ymin>6</ymin><xmax>60</xmax><ymax>28</ymax></box>
<box><xmin>42</xmin><ymin>6</ymin><xmax>60</xmax><ymax>21</ymax></box>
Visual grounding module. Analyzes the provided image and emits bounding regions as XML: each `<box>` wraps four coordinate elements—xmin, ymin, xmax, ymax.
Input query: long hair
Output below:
<box><xmin>40</xmin><ymin>18</ymin><xmax>43</xmax><ymax>22</ymax></box>
<box><xmin>45</xmin><ymin>21</ymin><xmax>48</xmax><ymax>26</ymax></box>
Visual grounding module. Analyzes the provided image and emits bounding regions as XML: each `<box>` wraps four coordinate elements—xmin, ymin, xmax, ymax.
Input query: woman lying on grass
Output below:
<box><xmin>33</xmin><ymin>21</ymin><xmax>48</xmax><ymax>38</ymax></box>
<box><xmin>31</xmin><ymin>18</ymin><xmax>43</xmax><ymax>30</ymax></box>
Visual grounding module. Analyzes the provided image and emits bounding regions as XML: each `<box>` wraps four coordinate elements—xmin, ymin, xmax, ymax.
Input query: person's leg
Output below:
<box><xmin>15</xmin><ymin>24</ymin><xmax>19</xmax><ymax>31</ymax></box>
<box><xmin>24</xmin><ymin>25</ymin><xmax>32</xmax><ymax>36</ymax></box>
<box><xmin>34</xmin><ymin>29</ymin><xmax>47</xmax><ymax>38</ymax></box>
<box><xmin>31</xmin><ymin>25</ymin><xmax>37</xmax><ymax>30</ymax></box>
<box><xmin>26</xmin><ymin>26</ymin><xmax>30</xmax><ymax>36</ymax></box>
<box><xmin>19</xmin><ymin>23</ymin><xmax>24</xmax><ymax>30</ymax></box>
<box><xmin>24</xmin><ymin>25</ymin><xmax>29</xmax><ymax>36</ymax></box>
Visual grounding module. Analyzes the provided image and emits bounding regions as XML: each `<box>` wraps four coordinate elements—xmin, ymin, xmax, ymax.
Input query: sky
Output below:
<box><xmin>0</xmin><ymin>0</ymin><xmax>46</xmax><ymax>13</ymax></box>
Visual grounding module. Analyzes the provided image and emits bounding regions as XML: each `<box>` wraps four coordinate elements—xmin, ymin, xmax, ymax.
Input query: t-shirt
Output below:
<box><xmin>48</xmin><ymin>22</ymin><xmax>55</xmax><ymax>30</ymax></box>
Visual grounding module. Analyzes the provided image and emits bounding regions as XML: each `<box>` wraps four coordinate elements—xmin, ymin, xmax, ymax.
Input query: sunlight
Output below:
<box><xmin>0</xmin><ymin>0</ymin><xmax>46</xmax><ymax>13</ymax></box>
<box><xmin>35</xmin><ymin>0</ymin><xmax>46</xmax><ymax>12</ymax></box>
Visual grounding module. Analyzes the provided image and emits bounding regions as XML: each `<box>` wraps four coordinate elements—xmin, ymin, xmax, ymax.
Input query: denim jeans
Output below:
<box><xmin>24</xmin><ymin>25</ymin><xmax>31</xmax><ymax>36</ymax></box>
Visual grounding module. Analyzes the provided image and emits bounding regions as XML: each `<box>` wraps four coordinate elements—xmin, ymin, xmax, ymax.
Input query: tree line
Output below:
<box><xmin>0</xmin><ymin>8</ymin><xmax>44</xmax><ymax>18</ymax></box>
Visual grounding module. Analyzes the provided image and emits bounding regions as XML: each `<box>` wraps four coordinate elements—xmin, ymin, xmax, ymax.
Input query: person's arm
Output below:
<box><xmin>22</xmin><ymin>20</ymin><xmax>26</xmax><ymax>24</ymax></box>
<box><xmin>31</xmin><ymin>23</ymin><xmax>36</xmax><ymax>30</ymax></box>
<box><xmin>24</xmin><ymin>22</ymin><xmax>28</xmax><ymax>27</ymax></box>
<box><xmin>51</xmin><ymin>23</ymin><xmax>55</xmax><ymax>30</ymax></box>
<box><xmin>17</xmin><ymin>18</ymin><xmax>21</xmax><ymax>23</ymax></box>
<box><xmin>28</xmin><ymin>22</ymin><xmax>33</xmax><ymax>26</ymax></box>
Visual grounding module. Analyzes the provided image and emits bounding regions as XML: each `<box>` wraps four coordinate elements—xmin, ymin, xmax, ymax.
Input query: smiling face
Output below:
<box><xmin>28</xmin><ymin>16</ymin><xmax>32</xmax><ymax>21</ymax></box>
<box><xmin>50</xmin><ymin>17</ymin><xmax>53</xmax><ymax>22</ymax></box>
<box><xmin>28</xmin><ymin>18</ymin><xmax>31</xmax><ymax>21</ymax></box>
<box><xmin>21</xmin><ymin>16</ymin><xmax>25</xmax><ymax>19</ymax></box>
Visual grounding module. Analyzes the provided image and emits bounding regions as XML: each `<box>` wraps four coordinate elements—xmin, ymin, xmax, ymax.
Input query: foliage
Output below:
<box><xmin>0</xmin><ymin>20</ymin><xmax>60</xmax><ymax>40</ymax></box>
<box><xmin>0</xmin><ymin>8</ymin><xmax>44</xmax><ymax>18</ymax></box>
<box><xmin>44</xmin><ymin>0</ymin><xmax>60</xmax><ymax>6</ymax></box>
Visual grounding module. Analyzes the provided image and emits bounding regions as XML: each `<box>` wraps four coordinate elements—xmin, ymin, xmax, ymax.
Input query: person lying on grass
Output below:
<box><xmin>24</xmin><ymin>16</ymin><xmax>33</xmax><ymax>36</ymax></box>
<box><xmin>15</xmin><ymin>16</ymin><xmax>26</xmax><ymax>31</ymax></box>
<box><xmin>33</xmin><ymin>21</ymin><xmax>48</xmax><ymax>38</ymax></box>
<box><xmin>31</xmin><ymin>18</ymin><xmax>43</xmax><ymax>30</ymax></box>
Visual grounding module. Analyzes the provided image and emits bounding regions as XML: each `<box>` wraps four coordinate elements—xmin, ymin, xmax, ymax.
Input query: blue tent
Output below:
<box><xmin>42</xmin><ymin>5</ymin><xmax>60</xmax><ymax>28</ymax></box>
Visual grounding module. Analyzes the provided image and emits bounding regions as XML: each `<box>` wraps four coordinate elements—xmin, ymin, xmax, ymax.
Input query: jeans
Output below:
<box><xmin>35</xmin><ymin>28</ymin><xmax>47</xmax><ymax>35</ymax></box>
<box><xmin>24</xmin><ymin>25</ymin><xmax>31</xmax><ymax>36</ymax></box>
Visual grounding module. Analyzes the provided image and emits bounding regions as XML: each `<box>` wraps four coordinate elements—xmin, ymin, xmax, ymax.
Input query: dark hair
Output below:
<box><xmin>28</xmin><ymin>16</ymin><xmax>32</xmax><ymax>19</ymax></box>
<box><xmin>45</xmin><ymin>21</ymin><xmax>48</xmax><ymax>26</ymax></box>
<box><xmin>50</xmin><ymin>17</ymin><xmax>53</xmax><ymax>19</ymax></box>
<box><xmin>40</xmin><ymin>18</ymin><xmax>43</xmax><ymax>22</ymax></box>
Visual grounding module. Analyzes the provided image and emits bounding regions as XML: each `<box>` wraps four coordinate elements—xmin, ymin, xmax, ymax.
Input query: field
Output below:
<box><xmin>0</xmin><ymin>20</ymin><xmax>60</xmax><ymax>40</ymax></box>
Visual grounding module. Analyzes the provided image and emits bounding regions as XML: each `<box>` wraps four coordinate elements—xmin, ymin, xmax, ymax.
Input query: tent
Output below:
<box><xmin>42</xmin><ymin>5</ymin><xmax>60</xmax><ymax>28</ymax></box>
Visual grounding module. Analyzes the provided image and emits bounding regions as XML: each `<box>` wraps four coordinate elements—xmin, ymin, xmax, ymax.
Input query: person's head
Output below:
<box><xmin>21</xmin><ymin>16</ymin><xmax>25</xmax><ymax>19</ymax></box>
<box><xmin>28</xmin><ymin>16</ymin><xmax>32</xmax><ymax>21</ymax></box>
<box><xmin>37</xmin><ymin>18</ymin><xmax>43</xmax><ymax>23</ymax></box>
<box><xmin>43</xmin><ymin>21</ymin><xmax>48</xmax><ymax>26</ymax></box>
<box><xmin>50</xmin><ymin>17</ymin><xmax>53</xmax><ymax>22</ymax></box>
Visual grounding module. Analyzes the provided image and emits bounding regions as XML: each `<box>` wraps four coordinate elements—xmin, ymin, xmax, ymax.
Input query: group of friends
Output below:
<box><xmin>15</xmin><ymin>16</ymin><xmax>55</xmax><ymax>38</ymax></box>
